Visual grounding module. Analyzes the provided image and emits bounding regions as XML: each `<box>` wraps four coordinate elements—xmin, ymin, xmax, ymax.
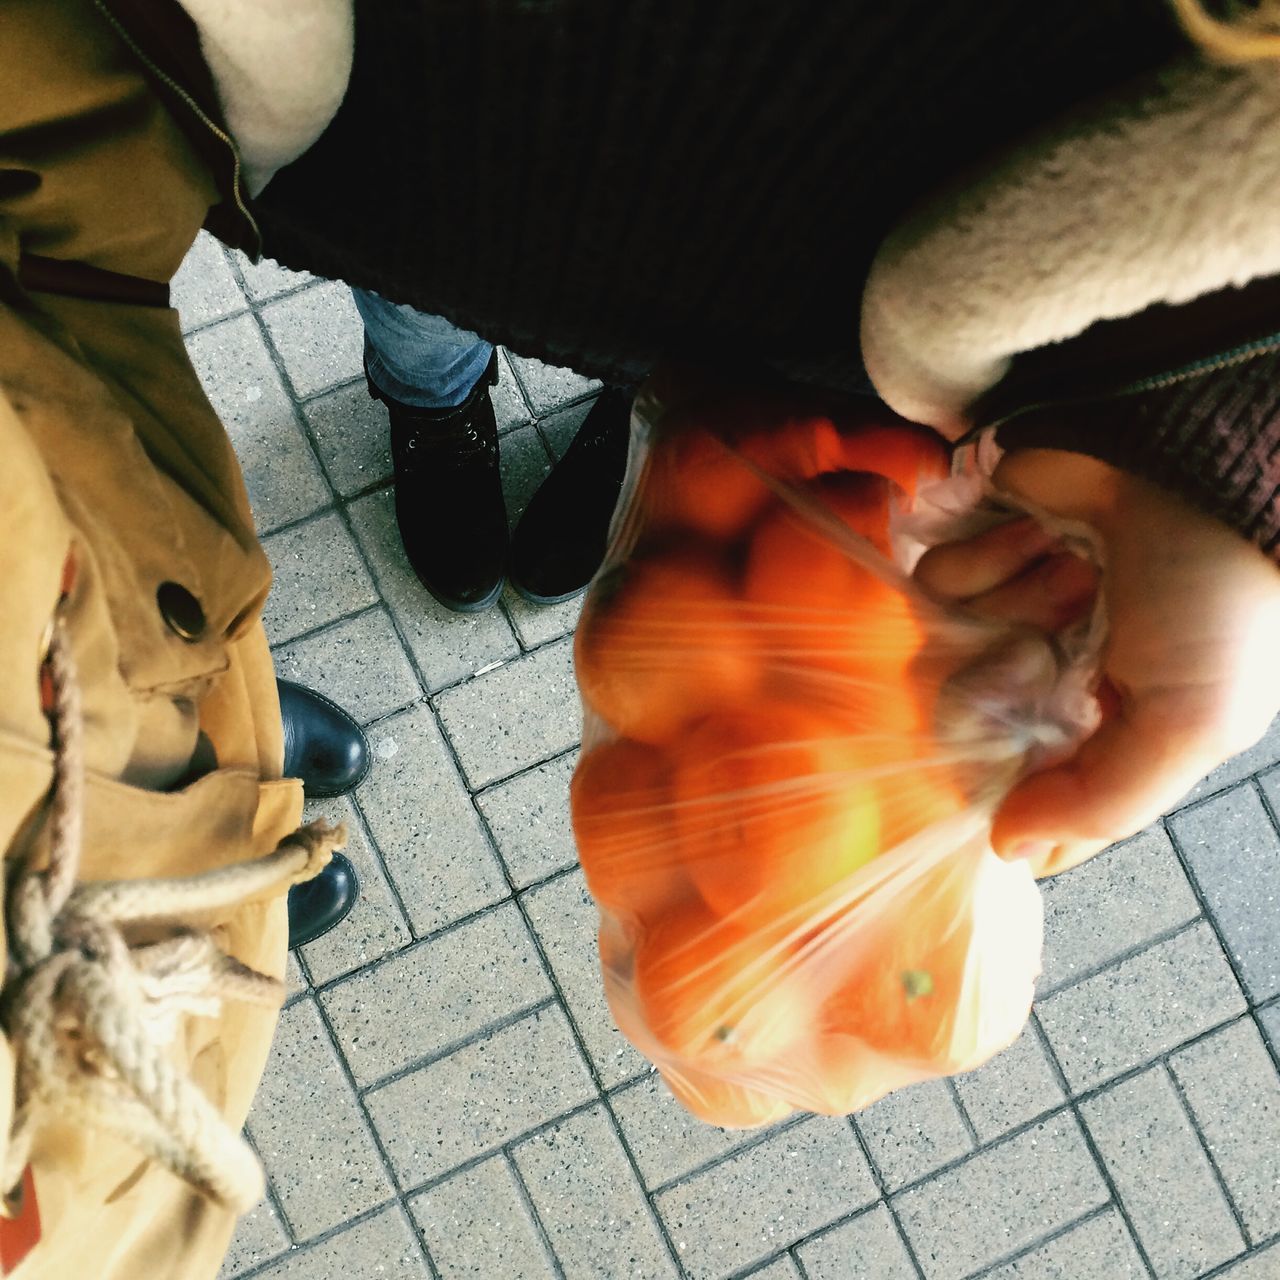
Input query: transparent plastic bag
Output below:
<box><xmin>571</xmin><ymin>373</ymin><xmax>1104</xmax><ymax>1127</ymax></box>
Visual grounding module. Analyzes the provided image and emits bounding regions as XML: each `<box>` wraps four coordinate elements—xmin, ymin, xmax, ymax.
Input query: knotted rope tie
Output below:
<box><xmin>1</xmin><ymin>617</ymin><xmax>345</xmax><ymax>1211</ymax></box>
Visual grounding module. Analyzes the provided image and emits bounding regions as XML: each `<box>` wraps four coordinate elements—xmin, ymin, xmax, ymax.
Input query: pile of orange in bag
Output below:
<box><xmin>571</xmin><ymin>376</ymin><xmax>1098</xmax><ymax>1127</ymax></box>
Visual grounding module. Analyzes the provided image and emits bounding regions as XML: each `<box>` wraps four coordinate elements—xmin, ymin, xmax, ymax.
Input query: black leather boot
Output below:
<box><xmin>279</xmin><ymin>679</ymin><xmax>371</xmax><ymax>798</ymax></box>
<box><xmin>368</xmin><ymin>351</ymin><xmax>508</xmax><ymax>612</ymax></box>
<box><xmin>288</xmin><ymin>852</ymin><xmax>359</xmax><ymax>949</ymax></box>
<box><xmin>509</xmin><ymin>386</ymin><xmax>633</xmax><ymax>604</ymax></box>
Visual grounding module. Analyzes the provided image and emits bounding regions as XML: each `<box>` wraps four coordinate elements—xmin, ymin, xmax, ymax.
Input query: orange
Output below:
<box><xmin>831</xmin><ymin>420</ymin><xmax>950</xmax><ymax>499</ymax></box>
<box><xmin>575</xmin><ymin>545</ymin><xmax>760</xmax><ymax>743</ymax></box>
<box><xmin>659</xmin><ymin>1064</ymin><xmax>793</xmax><ymax>1129</ymax></box>
<box><xmin>634</xmin><ymin>896</ymin><xmax>814</xmax><ymax>1064</ymax></box>
<box><xmin>572</xmin><ymin>739</ymin><xmax>682</xmax><ymax>920</ymax></box>
<box><xmin>668</xmin><ymin>705</ymin><xmax>881</xmax><ymax>923</ymax></box>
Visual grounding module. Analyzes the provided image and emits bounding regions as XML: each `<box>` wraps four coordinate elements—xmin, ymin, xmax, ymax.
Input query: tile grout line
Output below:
<box><xmin>502</xmin><ymin>1148</ymin><xmax>570</xmax><ymax>1280</ymax></box>
<box><xmin>1198</xmin><ymin>1230</ymin><xmax>1280</xmax><ymax>1278</ymax></box>
<box><xmin>1163</xmin><ymin>1060</ymin><xmax>1254</xmax><ymax>1249</ymax></box>
<box><xmin>229</xmin><ymin>1194</ymin><xmax>400</xmax><ymax>1280</ymax></box>
<box><xmin>945</xmin><ymin>1076</ymin><xmax>981</xmax><ymax>1149</ymax></box>
<box><xmin>268</xmin><ymin>598</ymin><xmax>384</xmax><ymax>656</ymax></box>
<box><xmin>339</xmin><ymin>787</ymin><xmax>419</xmax><ymax>945</ymax></box>
<box><xmin>788</xmin><ymin>1245</ymin><xmax>811</xmax><ymax>1280</ymax></box>
<box><xmin>843</xmin><ymin>1116</ymin><xmax>929</xmax><ymax>1280</ymax></box>
<box><xmin>962</xmin><ymin>1202</ymin><xmax>1117</xmax><ymax>1280</ymax></box>
<box><xmin>238</xmin><ymin>1127</ymin><xmax>298</xmax><ymax>1254</ymax></box>
<box><xmin>1029</xmin><ymin>1010</ymin><xmax>1160</xmax><ymax>1280</ymax></box>
<box><xmin>645</xmin><ymin>1112</ymin><xmax>810</xmax><ymax>1199</ymax></box>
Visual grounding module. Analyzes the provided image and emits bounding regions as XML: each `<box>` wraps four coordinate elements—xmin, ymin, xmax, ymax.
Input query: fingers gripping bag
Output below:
<box><xmin>571</xmin><ymin>371</ymin><xmax>1105</xmax><ymax>1127</ymax></box>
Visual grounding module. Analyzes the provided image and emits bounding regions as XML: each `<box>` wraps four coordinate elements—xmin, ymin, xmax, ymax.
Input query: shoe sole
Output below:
<box><xmin>508</xmin><ymin>578</ymin><xmax>590</xmax><ymax>607</ymax></box>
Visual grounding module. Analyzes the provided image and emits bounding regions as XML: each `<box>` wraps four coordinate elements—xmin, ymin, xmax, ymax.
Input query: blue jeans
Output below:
<box><xmin>352</xmin><ymin>288</ymin><xmax>494</xmax><ymax>410</ymax></box>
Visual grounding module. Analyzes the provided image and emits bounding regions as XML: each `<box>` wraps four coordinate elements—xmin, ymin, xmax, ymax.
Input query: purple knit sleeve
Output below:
<box><xmin>995</xmin><ymin>352</ymin><xmax>1280</xmax><ymax>561</ymax></box>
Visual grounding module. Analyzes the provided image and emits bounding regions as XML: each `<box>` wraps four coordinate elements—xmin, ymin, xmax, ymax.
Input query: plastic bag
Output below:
<box><xmin>570</xmin><ymin>373</ymin><xmax>1104</xmax><ymax>1127</ymax></box>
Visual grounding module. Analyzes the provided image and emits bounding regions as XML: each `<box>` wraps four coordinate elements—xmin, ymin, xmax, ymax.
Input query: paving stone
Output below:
<box><xmin>187</xmin><ymin>314</ymin><xmax>329</xmax><ymax>532</ymax></box>
<box><xmin>304</xmin><ymin>381</ymin><xmax>393</xmax><ymax>497</ymax></box>
<box><xmin>509</xmin><ymin>354</ymin><xmax>602</xmax><ymax>417</ymax></box>
<box><xmin>299</xmin><ymin>795</ymin><xmax>411</xmax><ymax>986</ymax></box>
<box><xmin>1182</xmin><ymin>714</ymin><xmax>1280</xmax><ymax>806</ymax></box>
<box><xmin>1036</xmin><ymin>921</ymin><xmax>1246</xmax><ymax>1092</ymax></box>
<box><xmin>252</xmin><ymin>1206</ymin><xmax>428</xmax><ymax>1279</ymax></box>
<box><xmin>521</xmin><ymin>869</ymin><xmax>647</xmax><ymax>1086</ymax></box>
<box><xmin>855</xmin><ymin>1079</ymin><xmax>973</xmax><ymax>1192</ymax></box>
<box><xmin>435</xmin><ymin>637</ymin><xmax>581</xmax><ymax>788</ymax></box>
<box><xmin>347</xmin><ymin>489</ymin><xmax>520</xmax><ymax>692</ymax></box>
<box><xmin>321</xmin><ymin>903</ymin><xmax>551</xmax><ymax>1087</ymax></box>
<box><xmin>218</xmin><ymin>1197</ymin><xmax>290</xmax><ymax>1278</ymax></box>
<box><xmin>744</xmin><ymin>1259</ymin><xmax>801</xmax><ymax>1280</ymax></box>
<box><xmin>261</xmin><ymin>280</ymin><xmax>365</xmax><ymax>398</ymax></box>
<box><xmin>796</xmin><ymin>1203</ymin><xmax>917</xmax><ymax>1280</ymax></box>
<box><xmin>611</xmin><ymin>1073</ymin><xmax>791</xmax><ymax>1191</ymax></box>
<box><xmin>1171</xmin><ymin>785</ymin><xmax>1280</xmax><ymax>1003</ymax></box>
<box><xmin>364</xmin><ymin>1006</ymin><xmax>596</xmax><ymax>1185</ymax></box>
<box><xmin>1260</xmin><ymin>1003</ymin><xmax>1280</xmax><ymax>1052</ymax></box>
<box><xmin>1213</xmin><ymin>1241</ymin><xmax>1280</xmax><ymax>1278</ymax></box>
<box><xmin>503</xmin><ymin>584</ymin><xmax>585</xmax><ymax>649</ymax></box>
<box><xmin>285</xmin><ymin>951</ymin><xmax>307</xmax><ymax>999</ymax></box>
<box><xmin>246</xmin><ymin>999</ymin><xmax>395</xmax><ymax>1240</ymax></box>
<box><xmin>357</xmin><ymin>704</ymin><xmax>509</xmax><ymax>935</ymax></box>
<box><xmin>1080</xmin><ymin>1066</ymin><xmax>1244</xmax><ymax>1279</ymax></box>
<box><xmin>654</xmin><ymin>1117</ymin><xmax>877</xmax><ymax>1280</ymax></box>
<box><xmin>980</xmin><ymin>1209</ymin><xmax>1146</xmax><ymax>1279</ymax></box>
<box><xmin>408</xmin><ymin>1156</ymin><xmax>555</xmax><ymax>1279</ymax></box>
<box><xmin>1171</xmin><ymin>1018</ymin><xmax>1280</xmax><ymax>1240</ymax></box>
<box><xmin>500</xmin><ymin>423</ymin><xmax>553</xmax><ymax>527</ymax></box>
<box><xmin>262</xmin><ymin>512</ymin><xmax>377</xmax><ymax>645</ymax></box>
<box><xmin>173</xmin><ymin>232</ymin><xmax>246</xmax><ymax>332</ymax></box>
<box><xmin>892</xmin><ymin>1114</ymin><xmax>1108</xmax><ymax>1280</ymax></box>
<box><xmin>539</xmin><ymin>397</ymin><xmax>603</xmax><ymax>461</ymax></box>
<box><xmin>513</xmin><ymin>1105</ymin><xmax>679</xmax><ymax>1280</ymax></box>
<box><xmin>494</xmin><ymin>347</ymin><xmax>535</xmax><ymax>433</ymax></box>
<box><xmin>477</xmin><ymin>750</ymin><xmax>580</xmax><ymax>888</ymax></box>
<box><xmin>232</xmin><ymin>250</ymin><xmax>315</xmax><ymax>301</ymax></box>
<box><xmin>952</xmin><ymin>1023</ymin><xmax>1066</xmax><ymax>1143</ymax></box>
<box><xmin>1038</xmin><ymin>825</ymin><xmax>1201</xmax><ymax>994</ymax></box>
<box><xmin>272</xmin><ymin>607</ymin><xmax>420</xmax><ymax>726</ymax></box>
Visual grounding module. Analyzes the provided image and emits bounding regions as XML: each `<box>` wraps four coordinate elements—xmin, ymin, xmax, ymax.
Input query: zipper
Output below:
<box><xmin>93</xmin><ymin>1</ymin><xmax>262</xmax><ymax>258</ymax></box>
<box><xmin>969</xmin><ymin>327</ymin><xmax>1280</xmax><ymax>443</ymax></box>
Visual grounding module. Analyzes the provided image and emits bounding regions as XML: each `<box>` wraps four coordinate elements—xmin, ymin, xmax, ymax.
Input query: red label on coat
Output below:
<box><xmin>0</xmin><ymin>1167</ymin><xmax>40</xmax><ymax>1274</ymax></box>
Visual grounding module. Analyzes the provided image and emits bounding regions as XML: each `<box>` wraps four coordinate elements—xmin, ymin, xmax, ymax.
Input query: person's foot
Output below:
<box><xmin>368</xmin><ymin>352</ymin><xmax>508</xmax><ymax>612</ymax></box>
<box><xmin>509</xmin><ymin>387</ymin><xmax>633</xmax><ymax>604</ymax></box>
<box><xmin>279</xmin><ymin>679</ymin><xmax>371</xmax><ymax>798</ymax></box>
<box><xmin>288</xmin><ymin>852</ymin><xmax>359</xmax><ymax>949</ymax></box>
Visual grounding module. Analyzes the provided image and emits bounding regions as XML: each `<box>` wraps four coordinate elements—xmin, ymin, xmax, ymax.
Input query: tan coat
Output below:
<box><xmin>1</xmin><ymin>1</ymin><xmax>313</xmax><ymax>1275</ymax></box>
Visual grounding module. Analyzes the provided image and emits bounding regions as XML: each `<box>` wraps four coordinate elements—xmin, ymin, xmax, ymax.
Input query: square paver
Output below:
<box><xmin>261</xmin><ymin>280</ymin><xmax>365</xmax><ymax>399</ymax></box>
<box><xmin>1171</xmin><ymin>1017</ymin><xmax>1280</xmax><ymax>1241</ymax></box>
<box><xmin>509</xmin><ymin>355</ymin><xmax>602</xmax><ymax>417</ymax></box>
<box><xmin>746</xmin><ymin>1260</ymin><xmax>802</xmax><ymax>1280</ymax></box>
<box><xmin>408</xmin><ymin>1156</ymin><xmax>555</xmax><ymax>1279</ymax></box>
<box><xmin>477</xmin><ymin>750</ymin><xmax>580</xmax><ymax>888</ymax></box>
<box><xmin>1170</xmin><ymin>784</ymin><xmax>1280</xmax><ymax>1003</ymax></box>
<box><xmin>494</xmin><ymin>347</ymin><xmax>535</xmax><ymax>434</ymax></box>
<box><xmin>251</xmin><ymin>1206</ymin><xmax>428</xmax><ymax>1279</ymax></box>
<box><xmin>321</xmin><ymin>903</ymin><xmax>551</xmax><ymax>1087</ymax></box>
<box><xmin>245</xmin><ymin>999</ymin><xmax>395</xmax><ymax>1240</ymax></box>
<box><xmin>796</xmin><ymin>1203</ymin><xmax>917</xmax><ymax>1280</ymax></box>
<box><xmin>1214</xmin><ymin>1242</ymin><xmax>1280</xmax><ymax>1278</ymax></box>
<box><xmin>262</xmin><ymin>512</ymin><xmax>378</xmax><ymax>645</ymax></box>
<box><xmin>218</xmin><ymin>1196</ymin><xmax>290</xmax><ymax>1279</ymax></box>
<box><xmin>980</xmin><ymin>1209</ymin><xmax>1146</xmax><ymax>1279</ymax></box>
<box><xmin>1181</xmin><ymin>715</ymin><xmax>1280</xmax><ymax>806</ymax></box>
<box><xmin>1260</xmin><ymin>1003</ymin><xmax>1280</xmax><ymax>1052</ymax></box>
<box><xmin>513</xmin><ymin>1105</ymin><xmax>679</xmax><ymax>1280</ymax></box>
<box><xmin>1036</xmin><ymin>921</ymin><xmax>1246</xmax><ymax>1092</ymax></box>
<box><xmin>611</xmin><ymin>1073</ymin><xmax>793</xmax><ymax>1191</ymax></box>
<box><xmin>855</xmin><ymin>1079</ymin><xmax>973</xmax><ymax>1192</ymax></box>
<box><xmin>300</xmin><ymin>794</ymin><xmax>412</xmax><ymax>986</ymax></box>
<box><xmin>521</xmin><ymin>869</ymin><xmax>648</xmax><ymax>1086</ymax></box>
<box><xmin>364</xmin><ymin>1006</ymin><xmax>596</xmax><ymax>1186</ymax></box>
<box><xmin>1080</xmin><ymin>1066</ymin><xmax>1245</xmax><ymax>1279</ymax></box>
<box><xmin>174</xmin><ymin>232</ymin><xmax>246</xmax><ymax>332</ymax></box>
<box><xmin>892</xmin><ymin>1113</ymin><xmax>1108</xmax><ymax>1280</ymax></box>
<box><xmin>232</xmin><ymin>250</ymin><xmax>314</xmax><ymax>302</ymax></box>
<box><xmin>286</xmin><ymin>951</ymin><xmax>308</xmax><ymax>1000</ymax></box>
<box><xmin>303</xmin><ymin>381</ymin><xmax>393</xmax><ymax>497</ymax></box>
<box><xmin>1038</xmin><ymin>825</ymin><xmax>1201</xmax><ymax>994</ymax></box>
<box><xmin>503</xmin><ymin>584</ymin><xmax>585</xmax><ymax>650</ymax></box>
<box><xmin>347</xmin><ymin>488</ymin><xmax>519</xmax><ymax>692</ymax></box>
<box><xmin>435</xmin><ymin>636</ymin><xmax>581</xmax><ymax>787</ymax></box>
<box><xmin>952</xmin><ymin>1022</ymin><xmax>1066</xmax><ymax>1143</ymax></box>
<box><xmin>654</xmin><ymin>1117</ymin><xmax>877</xmax><ymax>1280</ymax></box>
<box><xmin>357</xmin><ymin>704</ymin><xmax>509</xmax><ymax>934</ymax></box>
<box><xmin>272</xmin><ymin>607</ymin><xmax>421</xmax><ymax>726</ymax></box>
<box><xmin>500</xmin><ymin>424</ymin><xmax>553</xmax><ymax>527</ymax></box>
<box><xmin>538</xmin><ymin>397</ymin><xmax>602</xmax><ymax>461</ymax></box>
<box><xmin>187</xmin><ymin>314</ymin><xmax>330</xmax><ymax>532</ymax></box>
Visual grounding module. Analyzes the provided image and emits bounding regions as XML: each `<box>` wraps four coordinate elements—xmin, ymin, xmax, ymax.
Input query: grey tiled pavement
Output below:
<box><xmin>175</xmin><ymin>234</ymin><xmax>1280</xmax><ymax>1280</ymax></box>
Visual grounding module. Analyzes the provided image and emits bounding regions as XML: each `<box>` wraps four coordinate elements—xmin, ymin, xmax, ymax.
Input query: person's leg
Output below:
<box><xmin>353</xmin><ymin>290</ymin><xmax>508</xmax><ymax>612</ymax></box>
<box><xmin>353</xmin><ymin>288</ymin><xmax>493</xmax><ymax>408</ymax></box>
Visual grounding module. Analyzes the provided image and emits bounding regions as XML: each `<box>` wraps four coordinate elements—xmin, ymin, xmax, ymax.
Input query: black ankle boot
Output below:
<box><xmin>288</xmin><ymin>853</ymin><xmax>359</xmax><ymax>949</ymax></box>
<box><xmin>279</xmin><ymin>679</ymin><xmax>371</xmax><ymax>798</ymax></box>
<box><xmin>368</xmin><ymin>352</ymin><xmax>508</xmax><ymax>612</ymax></box>
<box><xmin>509</xmin><ymin>386</ymin><xmax>633</xmax><ymax>604</ymax></box>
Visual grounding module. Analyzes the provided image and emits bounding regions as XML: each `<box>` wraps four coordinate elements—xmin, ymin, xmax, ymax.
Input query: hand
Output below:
<box><xmin>914</xmin><ymin>449</ymin><xmax>1280</xmax><ymax>875</ymax></box>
